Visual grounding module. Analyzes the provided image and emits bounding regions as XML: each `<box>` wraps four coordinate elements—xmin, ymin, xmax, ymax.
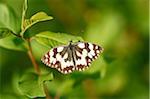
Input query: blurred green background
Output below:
<box><xmin>0</xmin><ymin>0</ymin><xmax>149</xmax><ymax>99</ymax></box>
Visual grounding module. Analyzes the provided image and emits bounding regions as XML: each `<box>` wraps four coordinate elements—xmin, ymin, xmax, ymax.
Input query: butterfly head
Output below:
<box><xmin>69</xmin><ymin>40</ymin><xmax>72</xmax><ymax>43</ymax></box>
<box><xmin>69</xmin><ymin>40</ymin><xmax>73</xmax><ymax>46</ymax></box>
<box><xmin>69</xmin><ymin>40</ymin><xmax>81</xmax><ymax>44</ymax></box>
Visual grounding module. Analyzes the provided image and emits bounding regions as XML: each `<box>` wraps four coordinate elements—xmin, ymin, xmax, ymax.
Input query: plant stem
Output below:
<box><xmin>27</xmin><ymin>38</ymin><xmax>51</xmax><ymax>98</ymax></box>
<box><xmin>21</xmin><ymin>0</ymin><xmax>27</xmax><ymax>31</ymax></box>
<box><xmin>27</xmin><ymin>38</ymin><xmax>41</xmax><ymax>75</ymax></box>
<box><xmin>44</xmin><ymin>83</ymin><xmax>52</xmax><ymax>99</ymax></box>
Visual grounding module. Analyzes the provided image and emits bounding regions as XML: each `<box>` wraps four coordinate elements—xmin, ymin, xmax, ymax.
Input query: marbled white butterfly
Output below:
<box><xmin>41</xmin><ymin>41</ymin><xmax>104</xmax><ymax>74</ymax></box>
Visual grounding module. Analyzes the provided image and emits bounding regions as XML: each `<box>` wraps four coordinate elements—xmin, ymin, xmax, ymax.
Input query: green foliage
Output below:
<box><xmin>85</xmin><ymin>12</ymin><xmax>125</xmax><ymax>47</ymax></box>
<box><xmin>30</xmin><ymin>12</ymin><xmax>53</xmax><ymax>22</ymax></box>
<box><xmin>0</xmin><ymin>94</ymin><xmax>26</xmax><ymax>99</ymax></box>
<box><xmin>18</xmin><ymin>72</ymin><xmax>53</xmax><ymax>98</ymax></box>
<box><xmin>55</xmin><ymin>79</ymin><xmax>74</xmax><ymax>96</ymax></box>
<box><xmin>0</xmin><ymin>0</ymin><xmax>148</xmax><ymax>98</ymax></box>
<box><xmin>0</xmin><ymin>34</ymin><xmax>26</xmax><ymax>51</ymax></box>
<box><xmin>20</xmin><ymin>0</ymin><xmax>53</xmax><ymax>38</ymax></box>
<box><xmin>34</xmin><ymin>31</ymin><xmax>83</xmax><ymax>48</ymax></box>
<box><xmin>0</xmin><ymin>0</ymin><xmax>85</xmax><ymax>98</ymax></box>
<box><xmin>0</xmin><ymin>28</ymin><xmax>12</xmax><ymax>39</ymax></box>
<box><xmin>84</xmin><ymin>57</ymin><xmax>106</xmax><ymax>78</ymax></box>
<box><xmin>0</xmin><ymin>3</ymin><xmax>20</xmax><ymax>34</ymax></box>
<box><xmin>21</xmin><ymin>12</ymin><xmax>53</xmax><ymax>37</ymax></box>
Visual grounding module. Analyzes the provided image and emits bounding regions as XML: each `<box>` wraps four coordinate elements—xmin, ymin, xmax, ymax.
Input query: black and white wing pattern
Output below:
<box><xmin>73</xmin><ymin>42</ymin><xmax>104</xmax><ymax>71</ymax></box>
<box><xmin>41</xmin><ymin>45</ymin><xmax>75</xmax><ymax>74</ymax></box>
<box><xmin>41</xmin><ymin>41</ymin><xmax>104</xmax><ymax>74</ymax></box>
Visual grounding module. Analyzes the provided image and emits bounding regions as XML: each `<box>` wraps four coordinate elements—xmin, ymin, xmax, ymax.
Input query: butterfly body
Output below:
<box><xmin>41</xmin><ymin>41</ymin><xmax>104</xmax><ymax>74</ymax></box>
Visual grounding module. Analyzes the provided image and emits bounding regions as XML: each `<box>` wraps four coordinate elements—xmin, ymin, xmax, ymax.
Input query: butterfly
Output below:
<box><xmin>41</xmin><ymin>41</ymin><xmax>104</xmax><ymax>74</ymax></box>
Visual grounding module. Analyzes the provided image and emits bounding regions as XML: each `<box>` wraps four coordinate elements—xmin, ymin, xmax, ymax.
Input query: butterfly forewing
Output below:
<box><xmin>74</xmin><ymin>42</ymin><xmax>103</xmax><ymax>71</ymax></box>
<box><xmin>41</xmin><ymin>42</ymin><xmax>104</xmax><ymax>74</ymax></box>
<box><xmin>41</xmin><ymin>46</ymin><xmax>75</xmax><ymax>74</ymax></box>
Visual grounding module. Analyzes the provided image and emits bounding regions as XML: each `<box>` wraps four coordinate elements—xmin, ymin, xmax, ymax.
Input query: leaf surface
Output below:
<box><xmin>18</xmin><ymin>72</ymin><xmax>53</xmax><ymax>98</ymax></box>
<box><xmin>21</xmin><ymin>12</ymin><xmax>53</xmax><ymax>37</ymax></box>
<box><xmin>0</xmin><ymin>3</ymin><xmax>20</xmax><ymax>33</ymax></box>
<box><xmin>34</xmin><ymin>31</ymin><xmax>84</xmax><ymax>48</ymax></box>
<box><xmin>0</xmin><ymin>28</ymin><xmax>12</xmax><ymax>39</ymax></box>
<box><xmin>0</xmin><ymin>34</ymin><xmax>26</xmax><ymax>51</ymax></box>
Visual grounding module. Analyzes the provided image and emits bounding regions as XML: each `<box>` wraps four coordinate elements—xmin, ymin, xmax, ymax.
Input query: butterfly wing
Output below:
<box><xmin>74</xmin><ymin>42</ymin><xmax>104</xmax><ymax>71</ymax></box>
<box><xmin>41</xmin><ymin>46</ymin><xmax>75</xmax><ymax>74</ymax></box>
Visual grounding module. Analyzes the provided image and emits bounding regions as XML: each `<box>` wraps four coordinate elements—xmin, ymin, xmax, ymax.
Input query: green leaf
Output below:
<box><xmin>0</xmin><ymin>28</ymin><xmax>12</xmax><ymax>39</ymax></box>
<box><xmin>30</xmin><ymin>12</ymin><xmax>53</xmax><ymax>22</ymax></box>
<box><xmin>18</xmin><ymin>72</ymin><xmax>53</xmax><ymax>98</ymax></box>
<box><xmin>21</xmin><ymin>12</ymin><xmax>53</xmax><ymax>37</ymax></box>
<box><xmin>34</xmin><ymin>31</ymin><xmax>84</xmax><ymax>48</ymax></box>
<box><xmin>18</xmin><ymin>73</ymin><xmax>44</xmax><ymax>98</ymax></box>
<box><xmin>39</xmin><ymin>72</ymin><xmax>53</xmax><ymax>86</ymax></box>
<box><xmin>0</xmin><ymin>3</ymin><xmax>20</xmax><ymax>33</ymax></box>
<box><xmin>0</xmin><ymin>34</ymin><xmax>27</xmax><ymax>51</ymax></box>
